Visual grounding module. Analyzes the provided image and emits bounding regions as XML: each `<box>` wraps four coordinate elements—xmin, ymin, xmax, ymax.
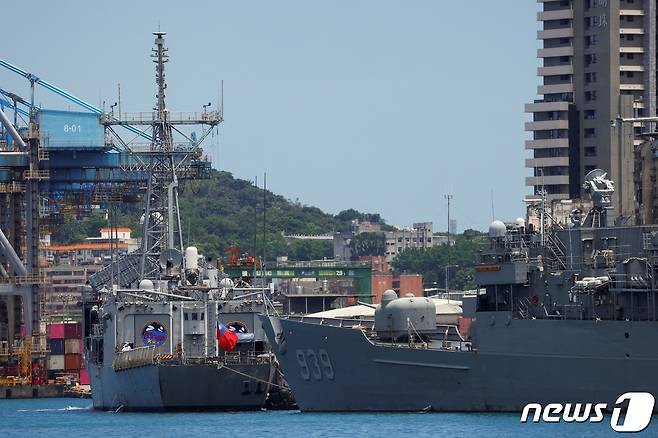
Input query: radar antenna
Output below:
<box><xmin>89</xmin><ymin>32</ymin><xmax>223</xmax><ymax>290</ymax></box>
<box><xmin>581</xmin><ymin>169</ymin><xmax>614</xmax><ymax>228</ymax></box>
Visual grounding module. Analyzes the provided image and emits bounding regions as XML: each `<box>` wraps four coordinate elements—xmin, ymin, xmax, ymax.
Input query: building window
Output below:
<box><xmin>626</xmin><ymin>71</ymin><xmax>635</xmax><ymax>78</ymax></box>
<box><xmin>584</xmin><ymin>128</ymin><xmax>596</xmax><ymax>138</ymax></box>
<box><xmin>585</xmin><ymin>72</ymin><xmax>597</xmax><ymax>83</ymax></box>
<box><xmin>584</xmin><ymin>17</ymin><xmax>591</xmax><ymax>28</ymax></box>
<box><xmin>585</xmin><ymin>90</ymin><xmax>597</xmax><ymax>101</ymax></box>
<box><xmin>560</xmin><ymin>19</ymin><xmax>570</xmax><ymax>25</ymax></box>
<box><xmin>584</xmin><ymin>146</ymin><xmax>597</xmax><ymax>157</ymax></box>
<box><xmin>584</xmin><ymin>109</ymin><xmax>596</xmax><ymax>120</ymax></box>
<box><xmin>585</xmin><ymin>35</ymin><xmax>598</xmax><ymax>47</ymax></box>
<box><xmin>584</xmin><ymin>165</ymin><xmax>596</xmax><ymax>174</ymax></box>
<box><xmin>626</xmin><ymin>34</ymin><xmax>634</xmax><ymax>41</ymax></box>
<box><xmin>585</xmin><ymin>54</ymin><xmax>598</xmax><ymax>65</ymax></box>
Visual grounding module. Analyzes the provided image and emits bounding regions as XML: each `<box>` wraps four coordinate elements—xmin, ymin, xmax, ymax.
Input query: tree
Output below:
<box><xmin>391</xmin><ymin>232</ymin><xmax>487</xmax><ymax>291</ymax></box>
<box><xmin>348</xmin><ymin>232</ymin><xmax>386</xmax><ymax>259</ymax></box>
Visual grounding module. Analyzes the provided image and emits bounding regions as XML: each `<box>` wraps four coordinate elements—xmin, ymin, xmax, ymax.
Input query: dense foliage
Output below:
<box><xmin>348</xmin><ymin>232</ymin><xmax>386</xmax><ymax>259</ymax></box>
<box><xmin>391</xmin><ymin>230</ymin><xmax>488</xmax><ymax>291</ymax></box>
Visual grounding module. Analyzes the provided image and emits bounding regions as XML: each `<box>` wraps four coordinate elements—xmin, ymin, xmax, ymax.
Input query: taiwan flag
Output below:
<box><xmin>216</xmin><ymin>320</ymin><xmax>238</xmax><ymax>352</ymax></box>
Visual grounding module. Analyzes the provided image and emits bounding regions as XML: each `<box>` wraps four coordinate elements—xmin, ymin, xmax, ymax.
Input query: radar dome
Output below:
<box><xmin>515</xmin><ymin>217</ymin><xmax>526</xmax><ymax>228</ymax></box>
<box><xmin>488</xmin><ymin>220</ymin><xmax>506</xmax><ymax>238</ymax></box>
<box><xmin>139</xmin><ymin>279</ymin><xmax>154</xmax><ymax>290</ymax></box>
<box><xmin>219</xmin><ymin>277</ymin><xmax>235</xmax><ymax>289</ymax></box>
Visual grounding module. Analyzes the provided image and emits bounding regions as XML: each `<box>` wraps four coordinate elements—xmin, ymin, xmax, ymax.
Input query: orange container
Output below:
<box><xmin>64</xmin><ymin>353</ymin><xmax>82</xmax><ymax>370</ymax></box>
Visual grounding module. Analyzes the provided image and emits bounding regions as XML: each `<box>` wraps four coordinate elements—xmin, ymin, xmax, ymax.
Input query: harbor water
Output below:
<box><xmin>1</xmin><ymin>398</ymin><xmax>657</xmax><ymax>437</ymax></box>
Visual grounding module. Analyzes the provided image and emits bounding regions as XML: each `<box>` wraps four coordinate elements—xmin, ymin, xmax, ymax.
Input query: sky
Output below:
<box><xmin>1</xmin><ymin>1</ymin><xmax>540</xmax><ymax>232</ymax></box>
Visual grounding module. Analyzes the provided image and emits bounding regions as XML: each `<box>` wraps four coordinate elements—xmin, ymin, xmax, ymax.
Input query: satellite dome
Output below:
<box><xmin>515</xmin><ymin>217</ymin><xmax>526</xmax><ymax>228</ymax></box>
<box><xmin>139</xmin><ymin>279</ymin><xmax>154</xmax><ymax>290</ymax></box>
<box><xmin>488</xmin><ymin>220</ymin><xmax>506</xmax><ymax>238</ymax></box>
<box><xmin>219</xmin><ymin>277</ymin><xmax>235</xmax><ymax>289</ymax></box>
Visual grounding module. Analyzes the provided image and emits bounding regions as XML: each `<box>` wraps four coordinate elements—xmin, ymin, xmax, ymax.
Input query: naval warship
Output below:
<box><xmin>261</xmin><ymin>169</ymin><xmax>658</xmax><ymax>411</ymax></box>
<box><xmin>84</xmin><ymin>252</ymin><xmax>277</xmax><ymax>411</ymax></box>
<box><xmin>81</xmin><ymin>32</ymin><xmax>283</xmax><ymax>411</ymax></box>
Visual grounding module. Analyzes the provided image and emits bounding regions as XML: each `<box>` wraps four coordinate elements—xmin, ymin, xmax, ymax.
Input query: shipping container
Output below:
<box><xmin>65</xmin><ymin>338</ymin><xmax>80</xmax><ymax>354</ymax></box>
<box><xmin>49</xmin><ymin>339</ymin><xmax>65</xmax><ymax>355</ymax></box>
<box><xmin>47</xmin><ymin>323</ymin><xmax>65</xmax><ymax>339</ymax></box>
<box><xmin>48</xmin><ymin>354</ymin><xmax>65</xmax><ymax>370</ymax></box>
<box><xmin>65</xmin><ymin>354</ymin><xmax>82</xmax><ymax>370</ymax></box>
<box><xmin>79</xmin><ymin>368</ymin><xmax>90</xmax><ymax>385</ymax></box>
<box><xmin>64</xmin><ymin>322</ymin><xmax>81</xmax><ymax>339</ymax></box>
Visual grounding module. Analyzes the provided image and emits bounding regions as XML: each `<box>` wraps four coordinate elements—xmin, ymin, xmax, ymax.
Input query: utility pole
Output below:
<box><xmin>445</xmin><ymin>264</ymin><xmax>459</xmax><ymax>304</ymax></box>
<box><xmin>444</xmin><ymin>194</ymin><xmax>453</xmax><ymax>246</ymax></box>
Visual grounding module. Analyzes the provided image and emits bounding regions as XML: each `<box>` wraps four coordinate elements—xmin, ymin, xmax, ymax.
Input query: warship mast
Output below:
<box><xmin>90</xmin><ymin>32</ymin><xmax>222</xmax><ymax>289</ymax></box>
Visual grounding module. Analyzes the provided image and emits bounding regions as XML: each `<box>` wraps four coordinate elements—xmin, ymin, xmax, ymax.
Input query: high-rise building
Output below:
<box><xmin>526</xmin><ymin>0</ymin><xmax>655</xmax><ymax>220</ymax></box>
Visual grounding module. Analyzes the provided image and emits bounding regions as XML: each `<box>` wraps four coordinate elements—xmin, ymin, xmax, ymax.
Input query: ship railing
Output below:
<box><xmin>221</xmin><ymin>351</ymin><xmax>272</xmax><ymax>365</ymax></box>
<box><xmin>112</xmin><ymin>346</ymin><xmax>156</xmax><ymax>371</ymax></box>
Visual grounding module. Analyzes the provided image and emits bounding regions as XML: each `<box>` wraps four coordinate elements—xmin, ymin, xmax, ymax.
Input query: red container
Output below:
<box><xmin>47</xmin><ymin>323</ymin><xmax>65</xmax><ymax>339</ymax></box>
<box><xmin>64</xmin><ymin>322</ymin><xmax>81</xmax><ymax>339</ymax></box>
<box><xmin>79</xmin><ymin>368</ymin><xmax>90</xmax><ymax>385</ymax></box>
<box><xmin>64</xmin><ymin>353</ymin><xmax>82</xmax><ymax>371</ymax></box>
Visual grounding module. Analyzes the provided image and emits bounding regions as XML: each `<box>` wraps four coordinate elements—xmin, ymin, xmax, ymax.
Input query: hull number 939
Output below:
<box><xmin>295</xmin><ymin>349</ymin><xmax>334</xmax><ymax>381</ymax></box>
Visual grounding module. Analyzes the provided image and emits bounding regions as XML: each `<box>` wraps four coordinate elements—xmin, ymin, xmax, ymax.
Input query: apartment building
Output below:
<box><xmin>526</xmin><ymin>0</ymin><xmax>655</xmax><ymax>221</ymax></box>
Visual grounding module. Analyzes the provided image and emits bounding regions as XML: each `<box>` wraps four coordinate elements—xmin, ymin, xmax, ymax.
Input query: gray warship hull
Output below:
<box><xmin>260</xmin><ymin>314</ymin><xmax>658</xmax><ymax>412</ymax></box>
<box><xmin>88</xmin><ymin>361</ymin><xmax>274</xmax><ymax>411</ymax></box>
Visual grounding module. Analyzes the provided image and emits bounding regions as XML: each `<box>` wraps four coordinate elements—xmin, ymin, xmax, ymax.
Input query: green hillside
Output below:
<box><xmin>51</xmin><ymin>169</ymin><xmax>486</xmax><ymax>290</ymax></box>
<box><xmin>52</xmin><ymin>169</ymin><xmax>389</xmax><ymax>262</ymax></box>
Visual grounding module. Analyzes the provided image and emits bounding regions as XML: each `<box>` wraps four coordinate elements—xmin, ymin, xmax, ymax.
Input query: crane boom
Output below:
<box><xmin>0</xmin><ymin>58</ymin><xmax>152</xmax><ymax>141</ymax></box>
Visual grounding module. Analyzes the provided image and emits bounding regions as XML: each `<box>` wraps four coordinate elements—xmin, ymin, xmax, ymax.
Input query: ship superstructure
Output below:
<box><xmin>261</xmin><ymin>170</ymin><xmax>658</xmax><ymax>411</ymax></box>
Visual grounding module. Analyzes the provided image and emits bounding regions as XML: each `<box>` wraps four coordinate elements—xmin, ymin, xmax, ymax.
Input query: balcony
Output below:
<box><xmin>526</xmin><ymin>175</ymin><xmax>569</xmax><ymax>186</ymax></box>
<box><xmin>620</xmin><ymin>65</ymin><xmax>645</xmax><ymax>72</ymax></box>
<box><xmin>524</xmin><ymin>101</ymin><xmax>570</xmax><ymax>113</ymax></box>
<box><xmin>525</xmin><ymin>120</ymin><xmax>569</xmax><ymax>132</ymax></box>
<box><xmin>538</xmin><ymin>65</ymin><xmax>573</xmax><ymax>76</ymax></box>
<box><xmin>525</xmin><ymin>157</ymin><xmax>569</xmax><ymax>168</ymax></box>
<box><xmin>538</xmin><ymin>46</ymin><xmax>574</xmax><ymax>58</ymax></box>
<box><xmin>619</xmin><ymin>28</ymin><xmax>645</xmax><ymax>35</ymax></box>
<box><xmin>538</xmin><ymin>10</ymin><xmax>573</xmax><ymax>21</ymax></box>
<box><xmin>619</xmin><ymin>83</ymin><xmax>645</xmax><ymax>91</ymax></box>
<box><xmin>525</xmin><ymin>138</ymin><xmax>569</xmax><ymax>150</ymax></box>
<box><xmin>619</xmin><ymin>9</ymin><xmax>645</xmax><ymax>16</ymax></box>
<box><xmin>620</xmin><ymin>47</ymin><xmax>645</xmax><ymax>53</ymax></box>
<box><xmin>537</xmin><ymin>28</ymin><xmax>573</xmax><ymax>39</ymax></box>
<box><xmin>538</xmin><ymin>83</ymin><xmax>574</xmax><ymax>94</ymax></box>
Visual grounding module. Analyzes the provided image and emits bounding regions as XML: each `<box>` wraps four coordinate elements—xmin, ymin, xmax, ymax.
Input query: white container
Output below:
<box><xmin>65</xmin><ymin>338</ymin><xmax>80</xmax><ymax>354</ymax></box>
<box><xmin>48</xmin><ymin>354</ymin><xmax>65</xmax><ymax>370</ymax></box>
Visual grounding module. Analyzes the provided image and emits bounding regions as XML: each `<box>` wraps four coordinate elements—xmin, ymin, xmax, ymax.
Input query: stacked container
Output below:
<box><xmin>47</xmin><ymin>322</ymin><xmax>84</xmax><ymax>382</ymax></box>
<box><xmin>47</xmin><ymin>323</ymin><xmax>65</xmax><ymax>381</ymax></box>
<box><xmin>63</xmin><ymin>322</ymin><xmax>83</xmax><ymax>377</ymax></box>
